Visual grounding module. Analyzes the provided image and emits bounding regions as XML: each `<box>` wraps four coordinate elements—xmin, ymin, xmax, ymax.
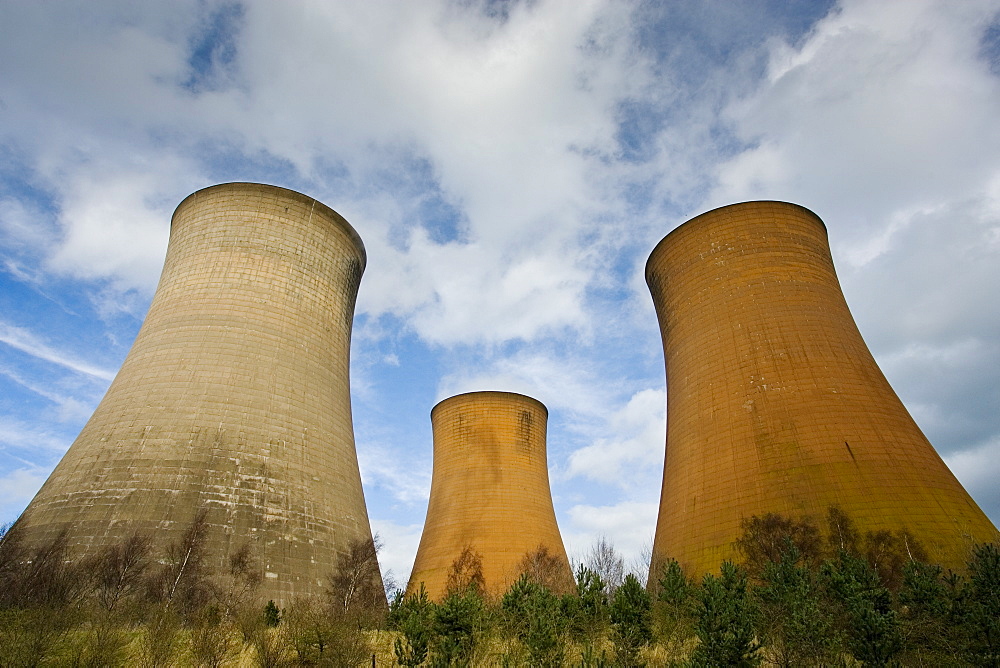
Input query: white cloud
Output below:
<box><xmin>0</xmin><ymin>321</ymin><xmax>116</xmax><ymax>381</ymax></box>
<box><xmin>370</xmin><ymin>519</ymin><xmax>424</xmax><ymax>592</ymax></box>
<box><xmin>436</xmin><ymin>348</ymin><xmax>611</xmax><ymax>418</ymax></box>
<box><xmin>565</xmin><ymin>388</ymin><xmax>665</xmax><ymax>485</ymax></box>
<box><xmin>46</xmin><ymin>169</ymin><xmax>173</xmax><ymax>293</ymax></box>
<box><xmin>712</xmin><ymin>0</ymin><xmax>1000</xmax><ymax>245</ymax></box>
<box><xmin>0</xmin><ymin>365</ymin><xmax>97</xmax><ymax>424</ymax></box>
<box><xmin>0</xmin><ymin>467</ymin><xmax>49</xmax><ymax>522</ymax></box>
<box><xmin>357</xmin><ymin>444</ymin><xmax>432</xmax><ymax>507</ymax></box>
<box><xmin>564</xmin><ymin>500</ymin><xmax>659</xmax><ymax>573</ymax></box>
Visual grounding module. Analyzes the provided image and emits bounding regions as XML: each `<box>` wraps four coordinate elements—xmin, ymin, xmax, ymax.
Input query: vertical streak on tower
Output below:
<box><xmin>408</xmin><ymin>391</ymin><xmax>573</xmax><ymax>599</ymax></box>
<box><xmin>646</xmin><ymin>201</ymin><xmax>999</xmax><ymax>577</ymax></box>
<box><xmin>19</xmin><ymin>183</ymin><xmax>380</xmax><ymax>604</ymax></box>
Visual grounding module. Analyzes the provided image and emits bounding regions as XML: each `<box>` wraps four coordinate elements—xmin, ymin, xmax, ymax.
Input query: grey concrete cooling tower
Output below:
<box><xmin>16</xmin><ymin>183</ymin><xmax>381</xmax><ymax>604</ymax></box>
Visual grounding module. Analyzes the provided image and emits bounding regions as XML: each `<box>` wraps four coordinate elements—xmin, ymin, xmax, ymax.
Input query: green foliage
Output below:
<box><xmin>565</xmin><ymin>564</ymin><xmax>609</xmax><ymax>642</ymax></box>
<box><xmin>501</xmin><ymin>574</ymin><xmax>566</xmax><ymax>667</ymax></box>
<box><xmin>757</xmin><ymin>541</ymin><xmax>835</xmax><ymax>667</ymax></box>
<box><xmin>390</xmin><ymin>585</ymin><xmax>435</xmax><ymax>667</ymax></box>
<box><xmin>967</xmin><ymin>542</ymin><xmax>1000</xmax><ymax>666</ymax></box>
<box><xmin>431</xmin><ymin>585</ymin><xmax>484</xmax><ymax>666</ymax></box>
<box><xmin>263</xmin><ymin>599</ymin><xmax>281</xmax><ymax>627</ymax></box>
<box><xmin>652</xmin><ymin>558</ymin><xmax>694</xmax><ymax>649</ymax></box>
<box><xmin>610</xmin><ymin>573</ymin><xmax>652</xmax><ymax>666</ymax></box>
<box><xmin>282</xmin><ymin>596</ymin><xmax>334</xmax><ymax>664</ymax></box>
<box><xmin>821</xmin><ymin>550</ymin><xmax>902</xmax><ymax>667</ymax></box>
<box><xmin>896</xmin><ymin>560</ymin><xmax>970</xmax><ymax>663</ymax></box>
<box><xmin>0</xmin><ymin>606</ymin><xmax>78</xmax><ymax>668</ymax></box>
<box><xmin>578</xmin><ymin>642</ymin><xmax>613</xmax><ymax>667</ymax></box>
<box><xmin>1</xmin><ymin>509</ymin><xmax>997</xmax><ymax>667</ymax></box>
<box><xmin>689</xmin><ymin>561</ymin><xmax>760</xmax><ymax>668</ymax></box>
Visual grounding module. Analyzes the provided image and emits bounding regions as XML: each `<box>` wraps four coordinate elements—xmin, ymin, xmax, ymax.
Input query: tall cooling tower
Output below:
<box><xmin>18</xmin><ymin>182</ymin><xmax>381</xmax><ymax>603</ymax></box>
<box><xmin>646</xmin><ymin>201</ymin><xmax>999</xmax><ymax>577</ymax></box>
<box><xmin>408</xmin><ymin>391</ymin><xmax>573</xmax><ymax>599</ymax></box>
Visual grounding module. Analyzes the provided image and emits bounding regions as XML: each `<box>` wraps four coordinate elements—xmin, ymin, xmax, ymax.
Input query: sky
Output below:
<box><xmin>1</xmin><ymin>0</ymin><xmax>999</xmax><ymax>588</ymax></box>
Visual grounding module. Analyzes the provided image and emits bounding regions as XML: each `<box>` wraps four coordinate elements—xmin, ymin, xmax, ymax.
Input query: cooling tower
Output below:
<box><xmin>646</xmin><ymin>201</ymin><xmax>999</xmax><ymax>578</ymax></box>
<box><xmin>408</xmin><ymin>391</ymin><xmax>573</xmax><ymax>599</ymax></box>
<box><xmin>17</xmin><ymin>182</ymin><xmax>381</xmax><ymax>604</ymax></box>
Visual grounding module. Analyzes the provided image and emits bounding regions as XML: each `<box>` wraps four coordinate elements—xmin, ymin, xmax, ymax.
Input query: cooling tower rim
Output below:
<box><xmin>644</xmin><ymin>200</ymin><xmax>826</xmax><ymax>283</ymax></box>
<box><xmin>430</xmin><ymin>390</ymin><xmax>549</xmax><ymax>419</ymax></box>
<box><xmin>172</xmin><ymin>182</ymin><xmax>367</xmax><ymax>268</ymax></box>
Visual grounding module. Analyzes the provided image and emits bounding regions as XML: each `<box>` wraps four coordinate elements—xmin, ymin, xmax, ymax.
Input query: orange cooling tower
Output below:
<box><xmin>408</xmin><ymin>391</ymin><xmax>573</xmax><ymax>599</ymax></box>
<box><xmin>646</xmin><ymin>201</ymin><xmax>998</xmax><ymax>577</ymax></box>
<box><xmin>17</xmin><ymin>183</ymin><xmax>380</xmax><ymax>604</ymax></box>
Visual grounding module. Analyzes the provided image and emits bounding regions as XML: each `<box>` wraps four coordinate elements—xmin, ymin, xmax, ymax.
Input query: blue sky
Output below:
<box><xmin>2</xmin><ymin>0</ymin><xmax>999</xmax><ymax>585</ymax></box>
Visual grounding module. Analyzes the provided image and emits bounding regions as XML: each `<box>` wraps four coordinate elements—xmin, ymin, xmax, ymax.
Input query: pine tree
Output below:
<box><xmin>821</xmin><ymin>550</ymin><xmax>902</xmax><ymax>666</ymax></box>
<box><xmin>610</xmin><ymin>573</ymin><xmax>652</xmax><ymax>666</ymax></box>
<box><xmin>689</xmin><ymin>561</ymin><xmax>761</xmax><ymax>667</ymax></box>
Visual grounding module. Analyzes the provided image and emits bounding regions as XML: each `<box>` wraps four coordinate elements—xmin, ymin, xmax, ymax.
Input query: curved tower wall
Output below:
<box><xmin>646</xmin><ymin>200</ymin><xmax>999</xmax><ymax>577</ymax></box>
<box><xmin>408</xmin><ymin>391</ymin><xmax>573</xmax><ymax>599</ymax></box>
<box><xmin>19</xmin><ymin>182</ymin><xmax>380</xmax><ymax>604</ymax></box>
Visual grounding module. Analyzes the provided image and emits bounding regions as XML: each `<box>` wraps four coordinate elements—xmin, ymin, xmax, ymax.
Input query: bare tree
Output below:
<box><xmin>190</xmin><ymin>605</ymin><xmax>237</xmax><ymax>668</ymax></box>
<box><xmin>327</xmin><ymin>534</ymin><xmax>387</xmax><ymax>620</ymax></box>
<box><xmin>150</xmin><ymin>509</ymin><xmax>212</xmax><ymax>619</ymax></box>
<box><xmin>446</xmin><ymin>545</ymin><xmax>486</xmax><ymax>596</ymax></box>
<box><xmin>89</xmin><ymin>531</ymin><xmax>152</xmax><ymax>614</ymax></box>
<box><xmin>735</xmin><ymin>512</ymin><xmax>823</xmax><ymax>578</ymax></box>
<box><xmin>517</xmin><ymin>544</ymin><xmax>574</xmax><ymax>594</ymax></box>
<box><xmin>0</xmin><ymin>519</ymin><xmax>28</xmax><ymax>603</ymax></box>
<box><xmin>585</xmin><ymin>536</ymin><xmax>625</xmax><ymax>596</ymax></box>
<box><xmin>214</xmin><ymin>541</ymin><xmax>263</xmax><ymax>618</ymax></box>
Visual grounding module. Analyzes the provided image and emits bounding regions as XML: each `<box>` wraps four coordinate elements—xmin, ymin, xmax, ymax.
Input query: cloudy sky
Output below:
<box><xmin>2</xmin><ymin>0</ymin><xmax>999</xmax><ymax>586</ymax></box>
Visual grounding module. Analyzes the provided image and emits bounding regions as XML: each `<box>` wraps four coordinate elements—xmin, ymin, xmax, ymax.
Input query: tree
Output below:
<box><xmin>821</xmin><ymin>549</ymin><xmax>902</xmax><ymax>667</ymax></box>
<box><xmin>517</xmin><ymin>544</ymin><xmax>574</xmax><ymax>594</ymax></box>
<box><xmin>610</xmin><ymin>573</ymin><xmax>652</xmax><ymax>666</ymax></box>
<box><xmin>327</xmin><ymin>535</ymin><xmax>386</xmax><ymax>621</ymax></box>
<box><xmin>651</xmin><ymin>558</ymin><xmax>694</xmax><ymax>652</ymax></box>
<box><xmin>214</xmin><ymin>541</ymin><xmax>263</xmax><ymax>619</ymax></box>
<box><xmin>88</xmin><ymin>531</ymin><xmax>151</xmax><ymax>614</ymax></box>
<box><xmin>432</xmin><ymin>585</ymin><xmax>483</xmax><ymax>667</ymax></box>
<box><xmin>150</xmin><ymin>509</ymin><xmax>212</xmax><ymax>620</ymax></box>
<box><xmin>0</xmin><ymin>520</ymin><xmax>28</xmax><ymax>606</ymax></box>
<box><xmin>757</xmin><ymin>541</ymin><xmax>835</xmax><ymax>666</ymax></box>
<box><xmin>689</xmin><ymin>562</ymin><xmax>761</xmax><ymax>667</ymax></box>
<box><xmin>263</xmin><ymin>600</ymin><xmax>281</xmax><ymax>627</ymax></box>
<box><xmin>564</xmin><ymin>564</ymin><xmax>609</xmax><ymax>643</ymax></box>
<box><xmin>966</xmin><ymin>542</ymin><xmax>1000</xmax><ymax>666</ymax></box>
<box><xmin>189</xmin><ymin>604</ymin><xmax>237</xmax><ymax>668</ymax></box>
<box><xmin>736</xmin><ymin>513</ymin><xmax>822</xmax><ymax>579</ymax></box>
<box><xmin>502</xmin><ymin>574</ymin><xmax>566</xmax><ymax>667</ymax></box>
<box><xmin>826</xmin><ymin>506</ymin><xmax>860</xmax><ymax>555</ymax></box>
<box><xmin>585</xmin><ymin>536</ymin><xmax>625</xmax><ymax>596</ymax></box>
<box><xmin>860</xmin><ymin>528</ymin><xmax>927</xmax><ymax>592</ymax></box>
<box><xmin>897</xmin><ymin>560</ymin><xmax>967</xmax><ymax>664</ymax></box>
<box><xmin>445</xmin><ymin>545</ymin><xmax>486</xmax><ymax>597</ymax></box>
<box><xmin>389</xmin><ymin>585</ymin><xmax>435</xmax><ymax>667</ymax></box>
<box><xmin>282</xmin><ymin>594</ymin><xmax>368</xmax><ymax>667</ymax></box>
